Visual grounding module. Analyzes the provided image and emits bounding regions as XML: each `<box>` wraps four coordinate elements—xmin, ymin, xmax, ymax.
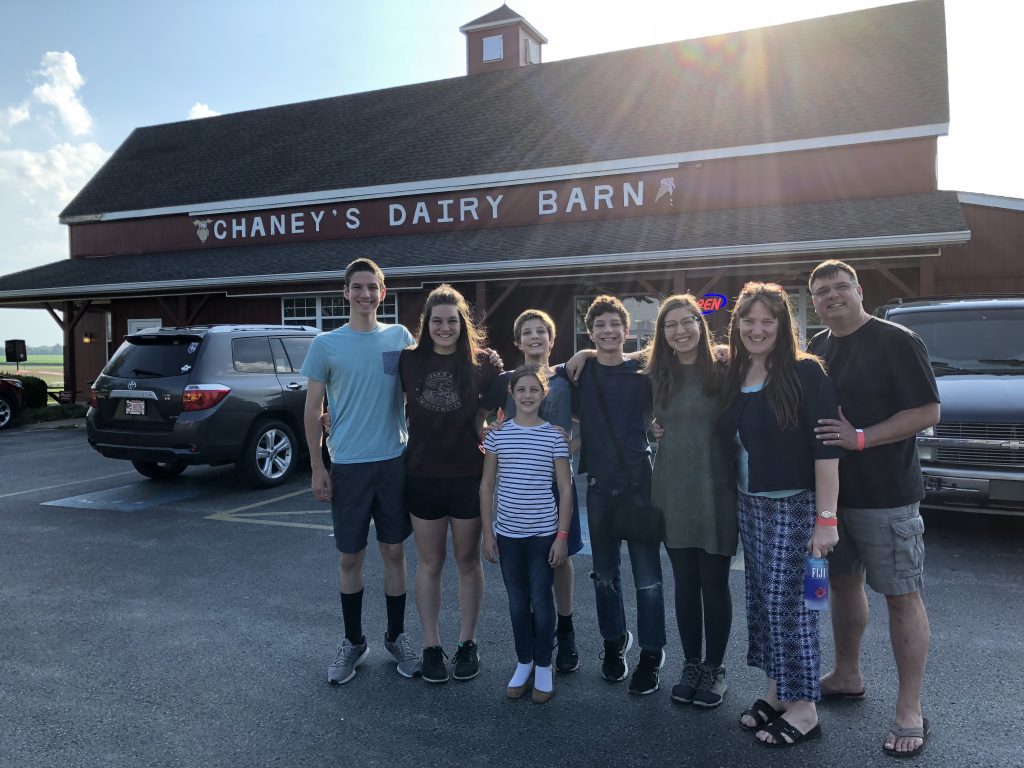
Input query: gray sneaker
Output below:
<box><xmin>384</xmin><ymin>633</ymin><xmax>421</xmax><ymax>678</ymax></box>
<box><xmin>692</xmin><ymin>664</ymin><xmax>727</xmax><ymax>708</ymax></box>
<box><xmin>671</xmin><ymin>659</ymin><xmax>703</xmax><ymax>704</ymax></box>
<box><xmin>327</xmin><ymin>637</ymin><xmax>369</xmax><ymax>685</ymax></box>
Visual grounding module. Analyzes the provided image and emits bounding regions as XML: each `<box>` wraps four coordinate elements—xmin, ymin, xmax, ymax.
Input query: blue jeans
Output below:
<box><xmin>498</xmin><ymin>533</ymin><xmax>556</xmax><ymax>666</ymax></box>
<box><xmin>587</xmin><ymin>476</ymin><xmax>666</xmax><ymax>652</ymax></box>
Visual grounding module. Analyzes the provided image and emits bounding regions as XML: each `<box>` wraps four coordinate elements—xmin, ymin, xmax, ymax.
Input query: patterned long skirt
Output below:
<box><xmin>738</xmin><ymin>489</ymin><xmax>821</xmax><ymax>702</ymax></box>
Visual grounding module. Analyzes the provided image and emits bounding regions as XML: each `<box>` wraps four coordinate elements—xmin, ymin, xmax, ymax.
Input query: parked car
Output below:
<box><xmin>881</xmin><ymin>297</ymin><xmax>1024</xmax><ymax>516</ymax></box>
<box><xmin>87</xmin><ymin>324</ymin><xmax>321</xmax><ymax>486</ymax></box>
<box><xmin>0</xmin><ymin>376</ymin><xmax>26</xmax><ymax>430</ymax></box>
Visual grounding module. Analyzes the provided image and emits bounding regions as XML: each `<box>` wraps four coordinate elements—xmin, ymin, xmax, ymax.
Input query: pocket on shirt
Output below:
<box><xmin>382</xmin><ymin>350</ymin><xmax>400</xmax><ymax>375</ymax></box>
<box><xmin>890</xmin><ymin>514</ymin><xmax>925</xmax><ymax>578</ymax></box>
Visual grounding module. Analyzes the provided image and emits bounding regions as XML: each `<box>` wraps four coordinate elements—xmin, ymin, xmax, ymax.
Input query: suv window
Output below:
<box><xmin>232</xmin><ymin>337</ymin><xmax>275</xmax><ymax>373</ymax></box>
<box><xmin>279</xmin><ymin>337</ymin><xmax>313</xmax><ymax>373</ymax></box>
<box><xmin>892</xmin><ymin>307</ymin><xmax>1024</xmax><ymax>373</ymax></box>
<box><xmin>104</xmin><ymin>336</ymin><xmax>202</xmax><ymax>378</ymax></box>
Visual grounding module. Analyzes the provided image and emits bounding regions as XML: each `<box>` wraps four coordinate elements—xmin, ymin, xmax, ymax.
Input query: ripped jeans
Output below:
<box><xmin>586</xmin><ymin>476</ymin><xmax>666</xmax><ymax>652</ymax></box>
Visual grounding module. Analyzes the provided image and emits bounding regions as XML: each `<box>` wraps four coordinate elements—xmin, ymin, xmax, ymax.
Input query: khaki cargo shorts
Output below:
<box><xmin>829</xmin><ymin>502</ymin><xmax>925</xmax><ymax>595</ymax></box>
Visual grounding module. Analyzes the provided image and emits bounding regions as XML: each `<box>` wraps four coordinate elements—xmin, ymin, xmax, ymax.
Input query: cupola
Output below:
<box><xmin>459</xmin><ymin>4</ymin><xmax>547</xmax><ymax>76</ymax></box>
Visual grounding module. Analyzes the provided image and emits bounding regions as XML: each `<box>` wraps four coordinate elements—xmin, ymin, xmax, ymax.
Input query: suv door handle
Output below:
<box><xmin>285</xmin><ymin>382</ymin><xmax>303</xmax><ymax>390</ymax></box>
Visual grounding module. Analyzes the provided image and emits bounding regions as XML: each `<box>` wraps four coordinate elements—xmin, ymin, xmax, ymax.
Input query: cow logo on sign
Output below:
<box><xmin>655</xmin><ymin>177</ymin><xmax>676</xmax><ymax>206</ymax></box>
<box><xmin>193</xmin><ymin>219</ymin><xmax>213</xmax><ymax>243</ymax></box>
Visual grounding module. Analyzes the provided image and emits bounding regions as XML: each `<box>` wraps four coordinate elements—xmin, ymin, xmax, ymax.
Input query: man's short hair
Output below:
<box><xmin>345</xmin><ymin>258</ymin><xmax>385</xmax><ymax>288</ymax></box>
<box><xmin>513</xmin><ymin>309</ymin><xmax>556</xmax><ymax>343</ymax></box>
<box><xmin>808</xmin><ymin>259</ymin><xmax>858</xmax><ymax>290</ymax></box>
<box><xmin>584</xmin><ymin>295</ymin><xmax>629</xmax><ymax>331</ymax></box>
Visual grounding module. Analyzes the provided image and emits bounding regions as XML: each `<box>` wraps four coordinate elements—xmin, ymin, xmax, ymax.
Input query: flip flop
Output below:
<box><xmin>739</xmin><ymin>698</ymin><xmax>785</xmax><ymax>731</ymax></box>
<box><xmin>883</xmin><ymin>717</ymin><xmax>930</xmax><ymax>759</ymax></box>
<box><xmin>820</xmin><ymin>687</ymin><xmax>867</xmax><ymax>701</ymax></box>
<box><xmin>756</xmin><ymin>717</ymin><xmax>822</xmax><ymax>748</ymax></box>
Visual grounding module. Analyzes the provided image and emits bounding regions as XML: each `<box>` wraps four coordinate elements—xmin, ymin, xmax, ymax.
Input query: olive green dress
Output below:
<box><xmin>650</xmin><ymin>364</ymin><xmax>738</xmax><ymax>555</ymax></box>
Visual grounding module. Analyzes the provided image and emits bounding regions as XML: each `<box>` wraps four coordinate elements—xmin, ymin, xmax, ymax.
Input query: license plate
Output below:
<box><xmin>125</xmin><ymin>399</ymin><xmax>146</xmax><ymax>416</ymax></box>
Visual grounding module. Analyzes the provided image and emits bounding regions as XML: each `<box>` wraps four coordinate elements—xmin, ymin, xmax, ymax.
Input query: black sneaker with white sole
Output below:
<box><xmin>452</xmin><ymin>640</ymin><xmax>481</xmax><ymax>680</ymax></box>
<box><xmin>600</xmin><ymin>630</ymin><xmax>633</xmax><ymax>682</ymax></box>
<box><xmin>421</xmin><ymin>645</ymin><xmax>449</xmax><ymax>684</ymax></box>
<box><xmin>628</xmin><ymin>648</ymin><xmax>665</xmax><ymax>695</ymax></box>
<box><xmin>555</xmin><ymin>630</ymin><xmax>580</xmax><ymax>673</ymax></box>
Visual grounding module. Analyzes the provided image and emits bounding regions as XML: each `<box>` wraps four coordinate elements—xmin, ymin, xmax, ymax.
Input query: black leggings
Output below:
<box><xmin>666</xmin><ymin>547</ymin><xmax>732</xmax><ymax>667</ymax></box>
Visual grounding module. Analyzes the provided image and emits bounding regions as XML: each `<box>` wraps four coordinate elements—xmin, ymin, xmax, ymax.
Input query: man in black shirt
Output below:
<box><xmin>807</xmin><ymin>260</ymin><xmax>939</xmax><ymax>758</ymax></box>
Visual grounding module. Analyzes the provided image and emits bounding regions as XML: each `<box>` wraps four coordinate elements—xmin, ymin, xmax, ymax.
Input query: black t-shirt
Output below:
<box><xmin>574</xmin><ymin>359</ymin><xmax>653</xmax><ymax>485</ymax></box>
<box><xmin>399</xmin><ymin>349</ymin><xmax>501</xmax><ymax>478</ymax></box>
<box><xmin>808</xmin><ymin>317</ymin><xmax>939</xmax><ymax>508</ymax></box>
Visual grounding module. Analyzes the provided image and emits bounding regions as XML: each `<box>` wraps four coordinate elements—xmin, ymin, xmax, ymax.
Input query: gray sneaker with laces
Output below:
<box><xmin>327</xmin><ymin>637</ymin><xmax>369</xmax><ymax>685</ymax></box>
<box><xmin>384</xmin><ymin>632</ymin><xmax>421</xmax><ymax>678</ymax></box>
<box><xmin>671</xmin><ymin>659</ymin><xmax>703</xmax><ymax>704</ymax></box>
<box><xmin>692</xmin><ymin>664</ymin><xmax>727</xmax><ymax>708</ymax></box>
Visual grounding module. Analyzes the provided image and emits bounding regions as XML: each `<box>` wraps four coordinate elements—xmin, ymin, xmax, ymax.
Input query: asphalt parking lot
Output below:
<box><xmin>2</xmin><ymin>424</ymin><xmax>1023</xmax><ymax>768</ymax></box>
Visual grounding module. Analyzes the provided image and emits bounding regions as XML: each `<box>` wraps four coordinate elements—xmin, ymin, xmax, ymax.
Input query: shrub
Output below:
<box><xmin>0</xmin><ymin>373</ymin><xmax>49</xmax><ymax>408</ymax></box>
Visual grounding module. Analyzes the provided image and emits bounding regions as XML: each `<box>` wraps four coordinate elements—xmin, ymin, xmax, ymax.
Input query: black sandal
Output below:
<box><xmin>739</xmin><ymin>699</ymin><xmax>785</xmax><ymax>731</ymax></box>
<box><xmin>756</xmin><ymin>717</ymin><xmax>822</xmax><ymax>748</ymax></box>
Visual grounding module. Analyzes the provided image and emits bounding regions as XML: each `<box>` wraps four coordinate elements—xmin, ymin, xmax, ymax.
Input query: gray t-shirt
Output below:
<box><xmin>483</xmin><ymin>368</ymin><xmax>574</xmax><ymax>432</ymax></box>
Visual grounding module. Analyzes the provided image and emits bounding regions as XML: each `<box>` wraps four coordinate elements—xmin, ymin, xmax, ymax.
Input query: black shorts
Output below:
<box><xmin>330</xmin><ymin>455</ymin><xmax>411</xmax><ymax>553</ymax></box>
<box><xmin>405</xmin><ymin>474</ymin><xmax>481</xmax><ymax>520</ymax></box>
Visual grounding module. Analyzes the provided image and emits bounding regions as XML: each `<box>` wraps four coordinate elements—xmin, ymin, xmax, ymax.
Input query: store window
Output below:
<box><xmin>784</xmin><ymin>285</ymin><xmax>825</xmax><ymax>346</ymax></box>
<box><xmin>573</xmin><ymin>295</ymin><xmax>659</xmax><ymax>354</ymax></box>
<box><xmin>482</xmin><ymin>35</ymin><xmax>503</xmax><ymax>62</ymax></box>
<box><xmin>282</xmin><ymin>294</ymin><xmax>398</xmax><ymax>331</ymax></box>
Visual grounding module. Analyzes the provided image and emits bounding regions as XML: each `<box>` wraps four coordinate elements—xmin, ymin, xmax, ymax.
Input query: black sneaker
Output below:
<box><xmin>671</xmin><ymin>659</ymin><xmax>703</xmax><ymax>704</ymax></box>
<box><xmin>555</xmin><ymin>630</ymin><xmax>580</xmax><ymax>673</ymax></box>
<box><xmin>692</xmin><ymin>664</ymin><xmax>727</xmax><ymax>708</ymax></box>
<box><xmin>600</xmin><ymin>630</ymin><xmax>633</xmax><ymax>682</ymax></box>
<box><xmin>452</xmin><ymin>640</ymin><xmax>481</xmax><ymax>681</ymax></box>
<box><xmin>421</xmin><ymin>645</ymin><xmax>449</xmax><ymax>684</ymax></box>
<box><xmin>628</xmin><ymin>648</ymin><xmax>665</xmax><ymax>695</ymax></box>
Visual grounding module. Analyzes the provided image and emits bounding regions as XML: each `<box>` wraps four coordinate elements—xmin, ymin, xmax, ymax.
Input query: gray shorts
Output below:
<box><xmin>330</xmin><ymin>454</ymin><xmax>411</xmax><ymax>553</ymax></box>
<box><xmin>828</xmin><ymin>502</ymin><xmax>925</xmax><ymax>596</ymax></box>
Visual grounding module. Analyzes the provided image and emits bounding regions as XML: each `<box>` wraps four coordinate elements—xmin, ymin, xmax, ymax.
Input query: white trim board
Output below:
<box><xmin>62</xmin><ymin>124</ymin><xmax>949</xmax><ymax>224</ymax></box>
<box><xmin>957</xmin><ymin>192</ymin><xmax>1024</xmax><ymax>212</ymax></box>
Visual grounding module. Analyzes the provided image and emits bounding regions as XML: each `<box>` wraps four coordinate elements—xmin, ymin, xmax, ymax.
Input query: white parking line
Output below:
<box><xmin>0</xmin><ymin>471</ymin><xmax>136</xmax><ymax>500</ymax></box>
<box><xmin>206</xmin><ymin>488</ymin><xmax>334</xmax><ymax>530</ymax></box>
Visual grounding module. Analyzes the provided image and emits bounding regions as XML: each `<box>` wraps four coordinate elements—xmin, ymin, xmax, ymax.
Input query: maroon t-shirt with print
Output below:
<box><xmin>399</xmin><ymin>348</ymin><xmax>501</xmax><ymax>478</ymax></box>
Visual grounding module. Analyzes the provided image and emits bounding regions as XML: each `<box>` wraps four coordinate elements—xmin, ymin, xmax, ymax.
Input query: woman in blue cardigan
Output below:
<box><xmin>717</xmin><ymin>282</ymin><xmax>841</xmax><ymax>748</ymax></box>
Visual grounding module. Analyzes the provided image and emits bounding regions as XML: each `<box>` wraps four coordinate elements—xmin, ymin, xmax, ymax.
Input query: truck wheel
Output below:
<box><xmin>0</xmin><ymin>395</ymin><xmax>14</xmax><ymax>430</ymax></box>
<box><xmin>132</xmin><ymin>459</ymin><xmax>186</xmax><ymax>480</ymax></box>
<box><xmin>238</xmin><ymin>418</ymin><xmax>296</xmax><ymax>487</ymax></box>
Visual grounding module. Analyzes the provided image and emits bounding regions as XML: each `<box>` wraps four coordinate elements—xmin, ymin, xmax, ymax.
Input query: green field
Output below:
<box><xmin>26</xmin><ymin>354</ymin><xmax>64</xmax><ymax>364</ymax></box>
<box><xmin>1</xmin><ymin>358</ymin><xmax>64</xmax><ymax>388</ymax></box>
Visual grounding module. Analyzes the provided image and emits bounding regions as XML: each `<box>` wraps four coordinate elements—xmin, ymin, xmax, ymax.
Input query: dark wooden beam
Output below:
<box><xmin>155</xmin><ymin>296</ymin><xmax>180</xmax><ymax>325</ymax></box>
<box><xmin>876</xmin><ymin>265</ymin><xmax>914</xmax><ymax>298</ymax></box>
<box><xmin>696</xmin><ymin>269</ymin><xmax>727</xmax><ymax>298</ymax></box>
<box><xmin>43</xmin><ymin>302</ymin><xmax>65</xmax><ymax>330</ymax></box>
<box><xmin>185</xmin><ymin>294</ymin><xmax>212</xmax><ymax>326</ymax></box>
<box><xmin>636</xmin><ymin>278</ymin><xmax>663</xmax><ymax>299</ymax></box>
<box><xmin>672</xmin><ymin>271</ymin><xmax>688</xmax><ymax>295</ymax></box>
<box><xmin>475</xmin><ymin>281</ymin><xmax>487</xmax><ymax>314</ymax></box>
<box><xmin>919</xmin><ymin>259</ymin><xmax>935</xmax><ymax>296</ymax></box>
<box><xmin>484</xmin><ymin>281</ymin><xmax>520</xmax><ymax>317</ymax></box>
<box><xmin>67</xmin><ymin>300</ymin><xmax>93</xmax><ymax>330</ymax></box>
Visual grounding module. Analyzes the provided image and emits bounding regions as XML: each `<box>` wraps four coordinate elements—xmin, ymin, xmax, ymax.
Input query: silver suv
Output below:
<box><xmin>87</xmin><ymin>325</ymin><xmax>320</xmax><ymax>487</ymax></box>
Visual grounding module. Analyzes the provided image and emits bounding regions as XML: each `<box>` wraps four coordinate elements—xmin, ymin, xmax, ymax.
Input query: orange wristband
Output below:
<box><xmin>856</xmin><ymin>428</ymin><xmax>866</xmax><ymax>451</ymax></box>
<box><xmin>556</xmin><ymin>531</ymin><xmax>569</xmax><ymax>540</ymax></box>
<box><xmin>816</xmin><ymin>516</ymin><xmax>839</xmax><ymax>527</ymax></box>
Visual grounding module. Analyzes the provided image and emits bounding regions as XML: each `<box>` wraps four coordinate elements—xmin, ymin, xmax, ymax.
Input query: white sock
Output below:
<box><xmin>508</xmin><ymin>662</ymin><xmax>534</xmax><ymax>688</ymax></box>
<box><xmin>534</xmin><ymin>664</ymin><xmax>553</xmax><ymax>692</ymax></box>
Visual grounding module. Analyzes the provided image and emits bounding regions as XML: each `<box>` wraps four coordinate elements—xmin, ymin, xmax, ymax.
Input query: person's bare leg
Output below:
<box><xmin>450</xmin><ymin>516</ymin><xmax>483</xmax><ymax>642</ymax></box>
<box><xmin>378</xmin><ymin>541</ymin><xmax>407</xmax><ymax>597</ymax></box>
<box><xmin>820</xmin><ymin>570</ymin><xmax>868</xmax><ymax>695</ymax></box>
<box><xmin>882</xmin><ymin>590</ymin><xmax>930</xmax><ymax>755</ymax></box>
<box><xmin>411</xmin><ymin>516</ymin><xmax>447</xmax><ymax>648</ymax></box>
<box><xmin>553</xmin><ymin>558</ymin><xmax>574</xmax><ymax>616</ymax></box>
<box><xmin>339</xmin><ymin>549</ymin><xmax>366</xmax><ymax>593</ymax></box>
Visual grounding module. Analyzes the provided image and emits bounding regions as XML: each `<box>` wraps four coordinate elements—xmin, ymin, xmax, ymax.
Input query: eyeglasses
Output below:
<box><xmin>811</xmin><ymin>283</ymin><xmax>857</xmax><ymax>300</ymax></box>
<box><xmin>664</xmin><ymin>317</ymin><xmax>700</xmax><ymax>331</ymax></box>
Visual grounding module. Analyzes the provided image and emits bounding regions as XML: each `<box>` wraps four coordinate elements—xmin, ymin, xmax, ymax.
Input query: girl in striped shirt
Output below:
<box><xmin>480</xmin><ymin>365</ymin><xmax>573</xmax><ymax>703</ymax></box>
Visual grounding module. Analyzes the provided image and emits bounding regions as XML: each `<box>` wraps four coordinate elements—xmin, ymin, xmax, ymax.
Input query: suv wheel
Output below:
<box><xmin>0</xmin><ymin>395</ymin><xmax>14</xmax><ymax>430</ymax></box>
<box><xmin>238</xmin><ymin>418</ymin><xmax>296</xmax><ymax>487</ymax></box>
<box><xmin>131</xmin><ymin>459</ymin><xmax>187</xmax><ymax>480</ymax></box>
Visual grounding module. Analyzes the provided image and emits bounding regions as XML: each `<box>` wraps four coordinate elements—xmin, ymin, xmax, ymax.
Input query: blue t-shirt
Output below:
<box><xmin>300</xmin><ymin>323</ymin><xmax>415</xmax><ymax>464</ymax></box>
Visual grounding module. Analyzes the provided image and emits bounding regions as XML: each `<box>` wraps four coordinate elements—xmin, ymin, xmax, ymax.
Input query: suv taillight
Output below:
<box><xmin>182</xmin><ymin>384</ymin><xmax>231</xmax><ymax>411</ymax></box>
<box><xmin>88</xmin><ymin>388</ymin><xmax>98</xmax><ymax>408</ymax></box>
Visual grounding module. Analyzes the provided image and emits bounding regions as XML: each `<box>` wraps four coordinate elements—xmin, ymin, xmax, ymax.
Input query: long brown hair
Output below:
<box><xmin>643</xmin><ymin>294</ymin><xmax>722</xmax><ymax>407</ymax></box>
<box><xmin>413</xmin><ymin>284</ymin><xmax>488</xmax><ymax>398</ymax></box>
<box><xmin>722</xmin><ymin>282</ymin><xmax>824</xmax><ymax>429</ymax></box>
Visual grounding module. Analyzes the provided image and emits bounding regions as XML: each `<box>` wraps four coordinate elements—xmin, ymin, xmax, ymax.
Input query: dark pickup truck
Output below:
<box><xmin>882</xmin><ymin>297</ymin><xmax>1024</xmax><ymax>516</ymax></box>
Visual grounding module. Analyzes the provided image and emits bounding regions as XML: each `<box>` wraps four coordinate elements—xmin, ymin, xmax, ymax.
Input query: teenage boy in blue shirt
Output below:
<box><xmin>302</xmin><ymin>258</ymin><xmax>419</xmax><ymax>685</ymax></box>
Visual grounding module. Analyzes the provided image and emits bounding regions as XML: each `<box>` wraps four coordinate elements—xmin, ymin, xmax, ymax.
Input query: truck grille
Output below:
<box><xmin>934</xmin><ymin>422</ymin><xmax>1024</xmax><ymax>467</ymax></box>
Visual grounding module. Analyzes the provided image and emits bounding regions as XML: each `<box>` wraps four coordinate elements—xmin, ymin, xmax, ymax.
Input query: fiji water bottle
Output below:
<box><xmin>804</xmin><ymin>556</ymin><xmax>829</xmax><ymax>611</ymax></box>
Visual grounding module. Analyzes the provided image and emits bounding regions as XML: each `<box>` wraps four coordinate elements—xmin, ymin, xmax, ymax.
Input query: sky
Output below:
<box><xmin>1</xmin><ymin>0</ymin><xmax>1021</xmax><ymax>346</ymax></box>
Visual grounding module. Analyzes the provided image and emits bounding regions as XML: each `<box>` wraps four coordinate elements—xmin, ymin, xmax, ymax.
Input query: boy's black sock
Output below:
<box><xmin>340</xmin><ymin>589</ymin><xmax>364</xmax><ymax>645</ymax></box>
<box><xmin>385</xmin><ymin>593</ymin><xmax>406</xmax><ymax>643</ymax></box>
<box><xmin>557</xmin><ymin>612</ymin><xmax>574</xmax><ymax>636</ymax></box>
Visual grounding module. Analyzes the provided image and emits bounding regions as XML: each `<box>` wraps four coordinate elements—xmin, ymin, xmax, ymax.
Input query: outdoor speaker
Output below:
<box><xmin>5</xmin><ymin>339</ymin><xmax>26</xmax><ymax>363</ymax></box>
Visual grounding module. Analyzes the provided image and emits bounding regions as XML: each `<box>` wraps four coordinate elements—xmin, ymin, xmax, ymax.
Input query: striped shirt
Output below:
<box><xmin>483</xmin><ymin>420</ymin><xmax>570</xmax><ymax>538</ymax></box>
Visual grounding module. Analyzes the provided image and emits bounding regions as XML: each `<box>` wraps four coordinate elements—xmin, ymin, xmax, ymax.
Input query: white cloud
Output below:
<box><xmin>0</xmin><ymin>142</ymin><xmax>109</xmax><ymax>206</ymax></box>
<box><xmin>32</xmin><ymin>51</ymin><xmax>92</xmax><ymax>136</ymax></box>
<box><xmin>188</xmin><ymin>102</ymin><xmax>221</xmax><ymax>120</ymax></box>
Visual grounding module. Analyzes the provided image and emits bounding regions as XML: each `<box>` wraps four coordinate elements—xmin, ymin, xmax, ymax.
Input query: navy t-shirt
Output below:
<box><xmin>808</xmin><ymin>317</ymin><xmax>939</xmax><ymax>508</ymax></box>
<box><xmin>573</xmin><ymin>359</ymin><xmax>653</xmax><ymax>485</ymax></box>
